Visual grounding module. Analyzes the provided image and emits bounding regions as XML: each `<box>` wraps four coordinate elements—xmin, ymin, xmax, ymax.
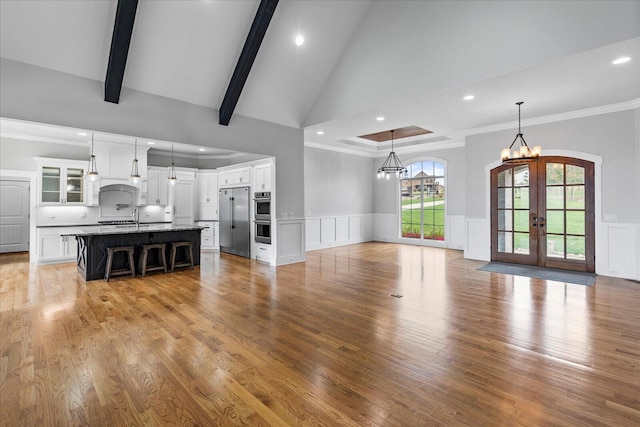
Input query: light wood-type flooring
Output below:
<box><xmin>1</xmin><ymin>243</ymin><xmax>639</xmax><ymax>426</ymax></box>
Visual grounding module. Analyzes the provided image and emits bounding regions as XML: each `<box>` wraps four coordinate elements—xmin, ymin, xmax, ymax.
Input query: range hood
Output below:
<box><xmin>99</xmin><ymin>184</ymin><xmax>138</xmax><ymax>218</ymax></box>
<box><xmin>98</xmin><ymin>178</ymin><xmax>141</xmax><ymax>189</ymax></box>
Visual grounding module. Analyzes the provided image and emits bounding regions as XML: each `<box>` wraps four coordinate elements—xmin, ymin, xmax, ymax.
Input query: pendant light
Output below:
<box><xmin>500</xmin><ymin>101</ymin><xmax>541</xmax><ymax>162</ymax></box>
<box><xmin>376</xmin><ymin>130</ymin><xmax>407</xmax><ymax>180</ymax></box>
<box><xmin>86</xmin><ymin>132</ymin><xmax>100</xmax><ymax>182</ymax></box>
<box><xmin>167</xmin><ymin>144</ymin><xmax>177</xmax><ymax>185</ymax></box>
<box><xmin>130</xmin><ymin>138</ymin><xmax>141</xmax><ymax>184</ymax></box>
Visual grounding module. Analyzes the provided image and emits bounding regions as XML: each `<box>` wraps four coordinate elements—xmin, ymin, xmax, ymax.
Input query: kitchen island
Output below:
<box><xmin>62</xmin><ymin>224</ymin><xmax>204</xmax><ymax>281</ymax></box>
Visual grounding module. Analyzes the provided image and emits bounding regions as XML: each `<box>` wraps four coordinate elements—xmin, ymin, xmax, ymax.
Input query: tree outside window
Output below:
<box><xmin>401</xmin><ymin>161</ymin><xmax>445</xmax><ymax>241</ymax></box>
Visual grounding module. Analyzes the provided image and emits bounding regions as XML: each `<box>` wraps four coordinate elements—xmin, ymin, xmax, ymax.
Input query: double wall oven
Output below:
<box><xmin>254</xmin><ymin>191</ymin><xmax>271</xmax><ymax>244</ymax></box>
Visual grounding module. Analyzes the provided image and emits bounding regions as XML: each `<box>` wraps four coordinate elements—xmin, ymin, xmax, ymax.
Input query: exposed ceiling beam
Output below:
<box><xmin>104</xmin><ymin>0</ymin><xmax>138</xmax><ymax>104</ymax></box>
<box><xmin>219</xmin><ymin>0</ymin><xmax>278</xmax><ymax>126</ymax></box>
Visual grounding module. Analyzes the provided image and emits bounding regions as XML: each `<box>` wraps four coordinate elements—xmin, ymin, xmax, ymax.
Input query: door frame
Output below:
<box><xmin>0</xmin><ymin>170</ymin><xmax>37</xmax><ymax>261</ymax></box>
<box><xmin>483</xmin><ymin>150</ymin><xmax>603</xmax><ymax>271</ymax></box>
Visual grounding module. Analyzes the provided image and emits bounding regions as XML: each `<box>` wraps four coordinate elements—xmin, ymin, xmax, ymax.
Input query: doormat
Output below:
<box><xmin>478</xmin><ymin>262</ymin><xmax>595</xmax><ymax>286</ymax></box>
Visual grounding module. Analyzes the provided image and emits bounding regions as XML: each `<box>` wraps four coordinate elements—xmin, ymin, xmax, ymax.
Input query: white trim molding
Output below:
<box><xmin>306</xmin><ymin>214</ymin><xmax>373</xmax><ymax>251</ymax></box>
<box><xmin>0</xmin><ymin>169</ymin><xmax>38</xmax><ymax>262</ymax></box>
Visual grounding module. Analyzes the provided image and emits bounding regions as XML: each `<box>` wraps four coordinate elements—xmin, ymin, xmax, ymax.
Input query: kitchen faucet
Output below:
<box><xmin>133</xmin><ymin>208</ymin><xmax>139</xmax><ymax>225</ymax></box>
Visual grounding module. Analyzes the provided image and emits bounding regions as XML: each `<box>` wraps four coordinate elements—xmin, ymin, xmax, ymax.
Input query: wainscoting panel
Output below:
<box><xmin>598</xmin><ymin>223</ymin><xmax>639</xmax><ymax>280</ymax></box>
<box><xmin>446</xmin><ymin>215</ymin><xmax>465</xmax><ymax>250</ymax></box>
<box><xmin>306</xmin><ymin>214</ymin><xmax>373</xmax><ymax>251</ymax></box>
<box><xmin>276</xmin><ymin>219</ymin><xmax>306</xmax><ymax>265</ymax></box>
<box><xmin>320</xmin><ymin>218</ymin><xmax>336</xmax><ymax>245</ymax></box>
<box><xmin>336</xmin><ymin>217</ymin><xmax>350</xmax><ymax>243</ymax></box>
<box><xmin>464</xmin><ymin>218</ymin><xmax>490</xmax><ymax>261</ymax></box>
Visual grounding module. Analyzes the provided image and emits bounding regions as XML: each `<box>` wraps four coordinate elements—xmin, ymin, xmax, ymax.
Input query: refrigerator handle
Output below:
<box><xmin>230</xmin><ymin>197</ymin><xmax>235</xmax><ymax>229</ymax></box>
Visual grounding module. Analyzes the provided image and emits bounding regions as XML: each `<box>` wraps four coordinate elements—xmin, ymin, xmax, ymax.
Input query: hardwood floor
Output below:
<box><xmin>1</xmin><ymin>243</ymin><xmax>639</xmax><ymax>426</ymax></box>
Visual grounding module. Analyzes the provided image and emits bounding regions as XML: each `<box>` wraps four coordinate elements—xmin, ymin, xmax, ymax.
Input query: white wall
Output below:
<box><xmin>304</xmin><ymin>147</ymin><xmax>374</xmax><ymax>216</ymax></box>
<box><xmin>0</xmin><ymin>58</ymin><xmax>306</xmax><ymax>263</ymax></box>
<box><xmin>304</xmin><ymin>147</ymin><xmax>374</xmax><ymax>250</ymax></box>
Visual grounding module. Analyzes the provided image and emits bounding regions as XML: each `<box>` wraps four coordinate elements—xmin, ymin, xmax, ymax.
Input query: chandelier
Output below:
<box><xmin>501</xmin><ymin>101</ymin><xmax>541</xmax><ymax>162</ymax></box>
<box><xmin>377</xmin><ymin>130</ymin><xmax>407</xmax><ymax>180</ymax></box>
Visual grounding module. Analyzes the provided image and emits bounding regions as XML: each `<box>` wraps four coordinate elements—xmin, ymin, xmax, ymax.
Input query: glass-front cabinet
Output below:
<box><xmin>35</xmin><ymin>158</ymin><xmax>87</xmax><ymax>205</ymax></box>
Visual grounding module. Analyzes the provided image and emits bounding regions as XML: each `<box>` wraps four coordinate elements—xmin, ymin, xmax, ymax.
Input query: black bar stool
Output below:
<box><xmin>170</xmin><ymin>241</ymin><xmax>194</xmax><ymax>272</ymax></box>
<box><xmin>139</xmin><ymin>243</ymin><xmax>167</xmax><ymax>277</ymax></box>
<box><xmin>105</xmin><ymin>246</ymin><xmax>135</xmax><ymax>281</ymax></box>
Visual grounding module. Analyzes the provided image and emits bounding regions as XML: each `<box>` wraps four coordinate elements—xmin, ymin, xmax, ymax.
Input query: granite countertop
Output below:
<box><xmin>37</xmin><ymin>222</ymin><xmax>172</xmax><ymax>228</ymax></box>
<box><xmin>60</xmin><ymin>224</ymin><xmax>205</xmax><ymax>236</ymax></box>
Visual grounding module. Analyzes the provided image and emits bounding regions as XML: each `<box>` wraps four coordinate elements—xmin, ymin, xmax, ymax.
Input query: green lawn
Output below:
<box><xmin>401</xmin><ymin>206</ymin><xmax>445</xmax><ymax>240</ymax></box>
<box><xmin>506</xmin><ymin>185</ymin><xmax>586</xmax><ymax>257</ymax></box>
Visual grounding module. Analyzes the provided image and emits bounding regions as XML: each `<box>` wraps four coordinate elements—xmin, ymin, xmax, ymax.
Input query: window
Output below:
<box><xmin>401</xmin><ymin>160</ymin><xmax>445</xmax><ymax>241</ymax></box>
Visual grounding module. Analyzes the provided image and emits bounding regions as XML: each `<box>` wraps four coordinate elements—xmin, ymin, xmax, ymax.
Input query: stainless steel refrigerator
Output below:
<box><xmin>219</xmin><ymin>187</ymin><xmax>250</xmax><ymax>258</ymax></box>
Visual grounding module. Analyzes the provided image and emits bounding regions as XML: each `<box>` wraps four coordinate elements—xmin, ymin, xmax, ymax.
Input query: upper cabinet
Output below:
<box><xmin>253</xmin><ymin>163</ymin><xmax>272</xmax><ymax>191</ymax></box>
<box><xmin>35</xmin><ymin>158</ymin><xmax>87</xmax><ymax>205</ymax></box>
<box><xmin>197</xmin><ymin>172</ymin><xmax>218</xmax><ymax>204</ymax></box>
<box><xmin>147</xmin><ymin>168</ymin><xmax>169</xmax><ymax>206</ymax></box>
<box><xmin>219</xmin><ymin>167</ymin><xmax>251</xmax><ymax>187</ymax></box>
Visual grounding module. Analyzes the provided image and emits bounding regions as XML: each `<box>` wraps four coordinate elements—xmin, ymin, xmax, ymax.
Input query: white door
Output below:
<box><xmin>0</xmin><ymin>179</ymin><xmax>30</xmax><ymax>253</ymax></box>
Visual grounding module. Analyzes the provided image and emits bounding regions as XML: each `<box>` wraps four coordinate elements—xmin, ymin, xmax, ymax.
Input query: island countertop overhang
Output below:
<box><xmin>61</xmin><ymin>224</ymin><xmax>205</xmax><ymax>237</ymax></box>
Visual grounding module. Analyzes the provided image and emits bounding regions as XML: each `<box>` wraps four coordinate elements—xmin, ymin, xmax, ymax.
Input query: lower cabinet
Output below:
<box><xmin>37</xmin><ymin>227</ymin><xmax>79</xmax><ymax>263</ymax></box>
<box><xmin>197</xmin><ymin>221</ymin><xmax>219</xmax><ymax>251</ymax></box>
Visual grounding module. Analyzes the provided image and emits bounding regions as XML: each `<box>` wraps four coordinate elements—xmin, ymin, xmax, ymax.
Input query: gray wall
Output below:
<box><xmin>0</xmin><ymin>58</ymin><xmax>304</xmax><ymax>219</ymax></box>
<box><xmin>304</xmin><ymin>147</ymin><xmax>374</xmax><ymax>216</ymax></box>
<box><xmin>0</xmin><ymin>137</ymin><xmax>89</xmax><ymax>170</ymax></box>
<box><xmin>373</xmin><ymin>145</ymin><xmax>466</xmax><ymax>216</ymax></box>
<box><xmin>465</xmin><ymin>109</ymin><xmax>639</xmax><ymax>222</ymax></box>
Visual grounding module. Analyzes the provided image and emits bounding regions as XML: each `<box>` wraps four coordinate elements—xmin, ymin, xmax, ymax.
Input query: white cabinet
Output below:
<box><xmin>197</xmin><ymin>221</ymin><xmax>219</xmax><ymax>250</ymax></box>
<box><xmin>253</xmin><ymin>163</ymin><xmax>272</xmax><ymax>191</ymax></box>
<box><xmin>219</xmin><ymin>167</ymin><xmax>251</xmax><ymax>187</ymax></box>
<box><xmin>233</xmin><ymin>168</ymin><xmax>251</xmax><ymax>185</ymax></box>
<box><xmin>95</xmin><ymin>141</ymin><xmax>148</xmax><ymax>181</ymax></box>
<box><xmin>254</xmin><ymin>242</ymin><xmax>273</xmax><ymax>263</ymax></box>
<box><xmin>197</xmin><ymin>172</ymin><xmax>218</xmax><ymax>220</ymax></box>
<box><xmin>197</xmin><ymin>172</ymin><xmax>218</xmax><ymax>204</ymax></box>
<box><xmin>173</xmin><ymin>171</ymin><xmax>196</xmax><ymax>225</ymax></box>
<box><xmin>147</xmin><ymin>169</ymin><xmax>169</xmax><ymax>205</ymax></box>
<box><xmin>35</xmin><ymin>158</ymin><xmax>87</xmax><ymax>205</ymax></box>
<box><xmin>37</xmin><ymin>227</ymin><xmax>78</xmax><ymax>263</ymax></box>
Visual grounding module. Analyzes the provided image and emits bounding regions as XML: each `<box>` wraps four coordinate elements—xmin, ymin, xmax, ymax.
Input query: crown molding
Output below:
<box><xmin>452</xmin><ymin>99</ymin><xmax>640</xmax><ymax>138</ymax></box>
<box><xmin>305</xmin><ymin>99</ymin><xmax>639</xmax><ymax>157</ymax></box>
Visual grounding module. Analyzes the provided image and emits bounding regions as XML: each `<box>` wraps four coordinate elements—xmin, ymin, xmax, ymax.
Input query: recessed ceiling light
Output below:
<box><xmin>295</xmin><ymin>35</ymin><xmax>304</xmax><ymax>46</ymax></box>
<box><xmin>147</xmin><ymin>141</ymin><xmax>155</xmax><ymax>145</ymax></box>
<box><xmin>199</xmin><ymin>148</ymin><xmax>206</xmax><ymax>152</ymax></box>
<box><xmin>376</xmin><ymin>116</ymin><xmax>385</xmax><ymax>121</ymax></box>
<box><xmin>316</xmin><ymin>131</ymin><xmax>324</xmax><ymax>135</ymax></box>
<box><xmin>463</xmin><ymin>95</ymin><xmax>475</xmax><ymax>101</ymax></box>
<box><xmin>612</xmin><ymin>56</ymin><xmax>631</xmax><ymax>65</ymax></box>
<box><xmin>77</xmin><ymin>132</ymin><xmax>87</xmax><ymax>136</ymax></box>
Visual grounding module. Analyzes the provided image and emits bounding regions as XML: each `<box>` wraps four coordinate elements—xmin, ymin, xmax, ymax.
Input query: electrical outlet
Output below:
<box><xmin>80</xmin><ymin>212</ymin><xmax>86</xmax><ymax>218</ymax></box>
<box><xmin>288</xmin><ymin>212</ymin><xmax>294</xmax><ymax>218</ymax></box>
<box><xmin>145</xmin><ymin>211</ymin><xmax>150</xmax><ymax>217</ymax></box>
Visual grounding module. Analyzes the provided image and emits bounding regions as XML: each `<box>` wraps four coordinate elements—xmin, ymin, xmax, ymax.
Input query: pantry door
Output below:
<box><xmin>491</xmin><ymin>157</ymin><xmax>595</xmax><ymax>272</ymax></box>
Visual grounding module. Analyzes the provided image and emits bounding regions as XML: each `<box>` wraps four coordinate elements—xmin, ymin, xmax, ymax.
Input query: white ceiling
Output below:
<box><xmin>0</xmin><ymin>0</ymin><xmax>638</xmax><ymax>157</ymax></box>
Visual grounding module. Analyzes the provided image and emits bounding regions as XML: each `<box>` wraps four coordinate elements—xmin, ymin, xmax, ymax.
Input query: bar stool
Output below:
<box><xmin>139</xmin><ymin>243</ymin><xmax>167</xmax><ymax>277</ymax></box>
<box><xmin>105</xmin><ymin>246</ymin><xmax>136</xmax><ymax>281</ymax></box>
<box><xmin>170</xmin><ymin>241</ymin><xmax>194</xmax><ymax>272</ymax></box>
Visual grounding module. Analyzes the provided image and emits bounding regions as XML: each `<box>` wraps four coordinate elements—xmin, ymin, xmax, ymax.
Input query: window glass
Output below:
<box><xmin>401</xmin><ymin>161</ymin><xmax>446</xmax><ymax>241</ymax></box>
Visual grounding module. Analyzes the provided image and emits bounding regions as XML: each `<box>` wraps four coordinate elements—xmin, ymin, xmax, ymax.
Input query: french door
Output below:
<box><xmin>491</xmin><ymin>156</ymin><xmax>594</xmax><ymax>272</ymax></box>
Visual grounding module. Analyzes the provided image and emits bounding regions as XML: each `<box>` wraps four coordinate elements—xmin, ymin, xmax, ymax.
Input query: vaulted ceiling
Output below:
<box><xmin>1</xmin><ymin>0</ymin><xmax>638</xmax><ymax>156</ymax></box>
